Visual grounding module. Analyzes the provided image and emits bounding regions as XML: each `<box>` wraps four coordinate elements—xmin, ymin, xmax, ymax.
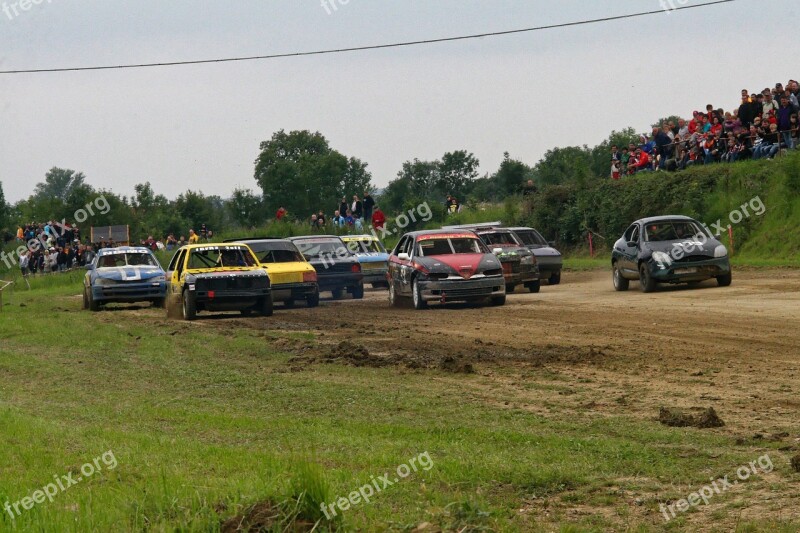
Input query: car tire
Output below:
<box><xmin>240</xmin><ymin>309</ymin><xmax>252</xmax><ymax>316</ymax></box>
<box><xmin>182</xmin><ymin>289</ymin><xmax>197</xmax><ymax>321</ymax></box>
<box><xmin>259</xmin><ymin>294</ymin><xmax>274</xmax><ymax>317</ymax></box>
<box><xmin>506</xmin><ymin>284</ymin><xmax>516</xmax><ymax>294</ymax></box>
<box><xmin>491</xmin><ymin>294</ymin><xmax>507</xmax><ymax>306</ymax></box>
<box><xmin>549</xmin><ymin>271</ymin><xmax>562</xmax><ymax>285</ymax></box>
<box><xmin>82</xmin><ymin>287</ymin><xmax>90</xmax><ymax>310</ymax></box>
<box><xmin>371</xmin><ymin>282</ymin><xmax>388</xmax><ymax>289</ymax></box>
<box><xmin>613</xmin><ymin>263</ymin><xmax>629</xmax><ymax>292</ymax></box>
<box><xmin>87</xmin><ymin>288</ymin><xmax>100</xmax><ymax>312</ymax></box>
<box><xmin>412</xmin><ymin>279</ymin><xmax>427</xmax><ymax>310</ymax></box>
<box><xmin>639</xmin><ymin>263</ymin><xmax>656</xmax><ymax>293</ymax></box>
<box><xmin>331</xmin><ymin>288</ymin><xmax>343</xmax><ymax>300</ymax></box>
<box><xmin>389</xmin><ymin>281</ymin><xmax>401</xmax><ymax>307</ymax></box>
<box><xmin>284</xmin><ymin>298</ymin><xmax>295</xmax><ymax>308</ymax></box>
<box><xmin>306</xmin><ymin>290</ymin><xmax>320</xmax><ymax>308</ymax></box>
<box><xmin>526</xmin><ymin>280</ymin><xmax>541</xmax><ymax>293</ymax></box>
<box><xmin>717</xmin><ymin>272</ymin><xmax>732</xmax><ymax>287</ymax></box>
<box><xmin>352</xmin><ymin>284</ymin><xmax>364</xmax><ymax>300</ymax></box>
<box><xmin>152</xmin><ymin>298</ymin><xmax>165</xmax><ymax>308</ymax></box>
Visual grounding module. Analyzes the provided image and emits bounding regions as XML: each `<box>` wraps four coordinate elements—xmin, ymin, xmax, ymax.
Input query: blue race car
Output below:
<box><xmin>83</xmin><ymin>247</ymin><xmax>167</xmax><ymax>311</ymax></box>
<box><xmin>340</xmin><ymin>234</ymin><xmax>390</xmax><ymax>289</ymax></box>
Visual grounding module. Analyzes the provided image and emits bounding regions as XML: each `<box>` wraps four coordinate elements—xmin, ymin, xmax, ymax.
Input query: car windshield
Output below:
<box><xmin>418</xmin><ymin>238</ymin><xmax>484</xmax><ymax>256</ymax></box>
<box><xmin>295</xmin><ymin>239</ymin><xmax>350</xmax><ymax>259</ymax></box>
<box><xmin>98</xmin><ymin>252</ymin><xmax>158</xmax><ymax>268</ymax></box>
<box><xmin>187</xmin><ymin>247</ymin><xmax>256</xmax><ymax>269</ymax></box>
<box><xmin>246</xmin><ymin>242</ymin><xmax>305</xmax><ymax>263</ymax></box>
<box><xmin>479</xmin><ymin>232</ymin><xmax>520</xmax><ymax>246</ymax></box>
<box><xmin>643</xmin><ymin>221</ymin><xmax>707</xmax><ymax>242</ymax></box>
<box><xmin>515</xmin><ymin>230</ymin><xmax>548</xmax><ymax>247</ymax></box>
<box><xmin>345</xmin><ymin>239</ymin><xmax>385</xmax><ymax>254</ymax></box>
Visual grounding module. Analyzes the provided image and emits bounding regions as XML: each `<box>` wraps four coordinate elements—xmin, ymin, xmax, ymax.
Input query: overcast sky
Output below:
<box><xmin>0</xmin><ymin>0</ymin><xmax>795</xmax><ymax>203</ymax></box>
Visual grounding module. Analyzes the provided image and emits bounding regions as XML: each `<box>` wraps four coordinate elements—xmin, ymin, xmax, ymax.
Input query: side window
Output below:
<box><xmin>175</xmin><ymin>250</ymin><xmax>187</xmax><ymax>278</ymax></box>
<box><xmin>167</xmin><ymin>249</ymin><xmax>182</xmax><ymax>272</ymax></box>
<box><xmin>623</xmin><ymin>224</ymin><xmax>638</xmax><ymax>243</ymax></box>
<box><xmin>394</xmin><ymin>237</ymin><xmax>408</xmax><ymax>256</ymax></box>
<box><xmin>630</xmin><ymin>226</ymin><xmax>640</xmax><ymax>243</ymax></box>
<box><xmin>404</xmin><ymin>238</ymin><xmax>415</xmax><ymax>257</ymax></box>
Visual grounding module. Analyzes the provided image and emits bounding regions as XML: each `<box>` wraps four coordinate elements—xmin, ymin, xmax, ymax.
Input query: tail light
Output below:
<box><xmin>303</xmin><ymin>271</ymin><xmax>317</xmax><ymax>282</ymax></box>
<box><xmin>351</xmin><ymin>264</ymin><xmax>361</xmax><ymax>273</ymax></box>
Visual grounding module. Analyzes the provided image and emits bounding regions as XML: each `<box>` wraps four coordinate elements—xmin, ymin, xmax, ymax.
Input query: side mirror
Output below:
<box><xmin>398</xmin><ymin>253</ymin><xmax>410</xmax><ymax>261</ymax></box>
<box><xmin>547</xmin><ymin>241</ymin><xmax>555</xmax><ymax>247</ymax></box>
<box><xmin>626</xmin><ymin>241</ymin><xmax>638</xmax><ymax>248</ymax></box>
<box><xmin>492</xmin><ymin>248</ymin><xmax>504</xmax><ymax>255</ymax></box>
<box><xmin>85</xmin><ymin>264</ymin><xmax>95</xmax><ymax>271</ymax></box>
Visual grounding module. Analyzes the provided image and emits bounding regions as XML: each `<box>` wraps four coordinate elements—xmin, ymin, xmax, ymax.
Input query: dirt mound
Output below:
<box><xmin>791</xmin><ymin>455</ymin><xmax>800</xmax><ymax>473</ymax></box>
<box><xmin>220</xmin><ymin>500</ymin><xmax>314</xmax><ymax>532</ymax></box>
<box><xmin>658</xmin><ymin>407</ymin><xmax>725</xmax><ymax>428</ymax></box>
<box><xmin>439</xmin><ymin>356</ymin><xmax>475</xmax><ymax>374</ymax></box>
<box><xmin>323</xmin><ymin>341</ymin><xmax>391</xmax><ymax>367</ymax></box>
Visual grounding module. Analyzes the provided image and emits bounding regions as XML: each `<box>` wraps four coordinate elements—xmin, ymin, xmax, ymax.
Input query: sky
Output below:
<box><xmin>0</xmin><ymin>0</ymin><xmax>796</xmax><ymax>203</ymax></box>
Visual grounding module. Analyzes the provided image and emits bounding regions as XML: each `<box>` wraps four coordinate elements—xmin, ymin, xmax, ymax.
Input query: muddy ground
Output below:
<box><xmin>130</xmin><ymin>268</ymin><xmax>800</xmax><ymax>528</ymax></box>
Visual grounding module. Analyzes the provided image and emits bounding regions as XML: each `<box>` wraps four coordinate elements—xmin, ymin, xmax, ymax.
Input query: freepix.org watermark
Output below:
<box><xmin>320</xmin><ymin>451</ymin><xmax>433</xmax><ymax>520</ymax></box>
<box><xmin>2</xmin><ymin>0</ymin><xmax>53</xmax><ymax>21</ymax></box>
<box><xmin>653</xmin><ymin>196</ymin><xmax>765</xmax><ymax>270</ymax></box>
<box><xmin>0</xmin><ymin>195</ymin><xmax>110</xmax><ymax>270</ymax></box>
<box><xmin>4</xmin><ymin>450</ymin><xmax>118</xmax><ymax>521</ymax></box>
<box><xmin>659</xmin><ymin>0</ymin><xmax>690</xmax><ymax>15</ymax></box>
<box><xmin>320</xmin><ymin>0</ymin><xmax>351</xmax><ymax>15</ymax></box>
<box><xmin>660</xmin><ymin>454</ymin><xmax>773</xmax><ymax>521</ymax></box>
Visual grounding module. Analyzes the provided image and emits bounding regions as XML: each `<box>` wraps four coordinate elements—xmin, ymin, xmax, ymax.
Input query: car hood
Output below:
<box><xmin>417</xmin><ymin>253</ymin><xmax>500</xmax><ymax>278</ymax></box>
<box><xmin>96</xmin><ymin>267</ymin><xmax>164</xmax><ymax>281</ymax></box>
<box><xmin>643</xmin><ymin>238</ymin><xmax>722</xmax><ymax>257</ymax></box>
<box><xmin>189</xmin><ymin>269</ymin><xmax>268</xmax><ymax>278</ymax></box>
<box><xmin>529</xmin><ymin>246</ymin><xmax>561</xmax><ymax>257</ymax></box>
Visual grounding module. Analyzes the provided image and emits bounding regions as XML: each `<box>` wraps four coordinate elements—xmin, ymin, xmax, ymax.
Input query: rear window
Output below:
<box><xmin>246</xmin><ymin>242</ymin><xmax>305</xmax><ymax>263</ymax></box>
<box><xmin>515</xmin><ymin>230</ymin><xmax>547</xmax><ymax>246</ymax></box>
<box><xmin>344</xmin><ymin>239</ymin><xmax>386</xmax><ymax>254</ymax></box>
<box><xmin>479</xmin><ymin>232</ymin><xmax>520</xmax><ymax>246</ymax></box>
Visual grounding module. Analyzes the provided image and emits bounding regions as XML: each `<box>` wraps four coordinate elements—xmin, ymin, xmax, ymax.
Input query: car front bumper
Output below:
<box><xmin>534</xmin><ymin>255</ymin><xmax>563</xmax><ymax>278</ymax></box>
<box><xmin>272</xmin><ymin>282</ymin><xmax>318</xmax><ymax>301</ymax></box>
<box><xmin>649</xmin><ymin>257</ymin><xmax>731</xmax><ymax>282</ymax></box>
<box><xmin>92</xmin><ymin>281</ymin><xmax>166</xmax><ymax>302</ymax></box>
<box><xmin>501</xmin><ymin>261</ymin><xmax>539</xmax><ymax>286</ymax></box>
<box><xmin>417</xmin><ymin>276</ymin><xmax>505</xmax><ymax>302</ymax></box>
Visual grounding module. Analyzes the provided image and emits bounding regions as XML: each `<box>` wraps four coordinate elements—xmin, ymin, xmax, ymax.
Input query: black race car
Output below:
<box><xmin>611</xmin><ymin>215</ymin><xmax>732</xmax><ymax>293</ymax></box>
<box><xmin>508</xmin><ymin>227</ymin><xmax>563</xmax><ymax>285</ymax></box>
<box><xmin>388</xmin><ymin>230</ymin><xmax>506</xmax><ymax>309</ymax></box>
<box><xmin>290</xmin><ymin>235</ymin><xmax>364</xmax><ymax>299</ymax></box>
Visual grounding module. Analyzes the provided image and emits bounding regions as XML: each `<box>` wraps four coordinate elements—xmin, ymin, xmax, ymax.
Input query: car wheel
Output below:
<box><xmin>331</xmin><ymin>288</ymin><xmax>343</xmax><ymax>300</ymax></box>
<box><xmin>87</xmin><ymin>288</ymin><xmax>100</xmax><ymax>312</ymax></box>
<box><xmin>182</xmin><ymin>290</ymin><xmax>197</xmax><ymax>321</ymax></box>
<box><xmin>613</xmin><ymin>263</ymin><xmax>629</xmax><ymax>292</ymax></box>
<box><xmin>491</xmin><ymin>294</ymin><xmax>507</xmax><ymax>306</ymax></box>
<box><xmin>389</xmin><ymin>281</ymin><xmax>402</xmax><ymax>307</ymax></box>
<box><xmin>639</xmin><ymin>263</ymin><xmax>656</xmax><ymax>293</ymax></box>
<box><xmin>152</xmin><ymin>298</ymin><xmax>165</xmax><ymax>308</ymax></box>
<box><xmin>526</xmin><ymin>280</ymin><xmax>541</xmax><ymax>293</ymax></box>
<box><xmin>549</xmin><ymin>271</ymin><xmax>562</xmax><ymax>285</ymax></box>
<box><xmin>412</xmin><ymin>279</ymin><xmax>427</xmax><ymax>310</ymax></box>
<box><xmin>82</xmin><ymin>287</ymin><xmax>89</xmax><ymax>310</ymax></box>
<box><xmin>259</xmin><ymin>294</ymin><xmax>274</xmax><ymax>317</ymax></box>
<box><xmin>371</xmin><ymin>282</ymin><xmax>388</xmax><ymax>289</ymax></box>
<box><xmin>240</xmin><ymin>309</ymin><xmax>252</xmax><ymax>316</ymax></box>
<box><xmin>306</xmin><ymin>290</ymin><xmax>320</xmax><ymax>308</ymax></box>
<box><xmin>506</xmin><ymin>284</ymin><xmax>516</xmax><ymax>293</ymax></box>
<box><xmin>284</xmin><ymin>298</ymin><xmax>295</xmax><ymax>308</ymax></box>
<box><xmin>716</xmin><ymin>272</ymin><xmax>732</xmax><ymax>287</ymax></box>
<box><xmin>351</xmin><ymin>284</ymin><xmax>364</xmax><ymax>300</ymax></box>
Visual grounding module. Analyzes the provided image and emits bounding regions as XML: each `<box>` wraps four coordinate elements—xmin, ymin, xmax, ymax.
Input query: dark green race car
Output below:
<box><xmin>611</xmin><ymin>215</ymin><xmax>732</xmax><ymax>293</ymax></box>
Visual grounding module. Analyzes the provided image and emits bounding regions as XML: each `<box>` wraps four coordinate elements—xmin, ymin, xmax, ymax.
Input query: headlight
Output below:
<box><xmin>651</xmin><ymin>251</ymin><xmax>672</xmax><ymax>268</ymax></box>
<box><xmin>521</xmin><ymin>255</ymin><xmax>533</xmax><ymax>265</ymax></box>
<box><xmin>150</xmin><ymin>275</ymin><xmax>166</xmax><ymax>283</ymax></box>
<box><xmin>714</xmin><ymin>245</ymin><xmax>728</xmax><ymax>258</ymax></box>
<box><xmin>95</xmin><ymin>277</ymin><xmax>117</xmax><ymax>286</ymax></box>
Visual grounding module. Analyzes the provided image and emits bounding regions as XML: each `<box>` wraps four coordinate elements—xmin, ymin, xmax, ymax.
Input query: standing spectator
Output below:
<box><xmin>653</xmin><ymin>127</ymin><xmax>672</xmax><ymax>170</ymax></box>
<box><xmin>317</xmin><ymin>210</ymin><xmax>326</xmax><ymax>226</ymax></box>
<box><xmin>371</xmin><ymin>206</ymin><xmax>386</xmax><ymax>231</ymax></box>
<box><xmin>166</xmin><ymin>234</ymin><xmax>177</xmax><ymax>251</ymax></box>
<box><xmin>199</xmin><ymin>224</ymin><xmax>209</xmax><ymax>241</ymax></box>
<box><xmin>331</xmin><ymin>210</ymin><xmax>344</xmax><ymax>228</ymax></box>
<box><xmin>363</xmin><ymin>191</ymin><xmax>375</xmax><ymax>223</ymax></box>
<box><xmin>762</xmin><ymin>91</ymin><xmax>778</xmax><ymax>117</ymax></box>
<box><xmin>522</xmin><ymin>179</ymin><xmax>537</xmax><ymax>215</ymax></box>
<box><xmin>351</xmin><ymin>195</ymin><xmax>363</xmax><ymax>221</ymax></box>
<box><xmin>739</xmin><ymin>94</ymin><xmax>755</xmax><ymax>127</ymax></box>
<box><xmin>610</xmin><ymin>159</ymin><xmax>621</xmax><ymax>180</ymax></box>
<box><xmin>338</xmin><ymin>197</ymin><xmax>348</xmax><ymax>217</ymax></box>
<box><xmin>276</xmin><ymin>206</ymin><xmax>288</xmax><ymax>221</ymax></box>
<box><xmin>777</xmin><ymin>96</ymin><xmax>794</xmax><ymax>150</ymax></box>
<box><xmin>188</xmin><ymin>229</ymin><xmax>200</xmax><ymax>244</ymax></box>
<box><xmin>344</xmin><ymin>209</ymin><xmax>355</xmax><ymax>227</ymax></box>
<box><xmin>677</xmin><ymin>119</ymin><xmax>689</xmax><ymax>137</ymax></box>
<box><xmin>19</xmin><ymin>251</ymin><xmax>30</xmax><ymax>276</ymax></box>
<box><xmin>610</xmin><ymin>145</ymin><xmax>621</xmax><ymax>162</ymax></box>
<box><xmin>790</xmin><ymin>114</ymin><xmax>799</xmax><ymax>148</ymax></box>
<box><xmin>310</xmin><ymin>214</ymin><xmax>318</xmax><ymax>228</ymax></box>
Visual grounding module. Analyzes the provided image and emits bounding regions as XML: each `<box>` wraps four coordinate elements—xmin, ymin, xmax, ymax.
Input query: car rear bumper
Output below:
<box><xmin>418</xmin><ymin>276</ymin><xmax>505</xmax><ymax>302</ymax></box>
<box><xmin>92</xmin><ymin>282</ymin><xmax>166</xmax><ymax>302</ymax></box>
<box><xmin>650</xmin><ymin>257</ymin><xmax>731</xmax><ymax>282</ymax></box>
<box><xmin>317</xmin><ymin>273</ymin><xmax>363</xmax><ymax>291</ymax></box>
<box><xmin>362</xmin><ymin>269</ymin><xmax>389</xmax><ymax>284</ymax></box>
<box><xmin>272</xmin><ymin>282</ymin><xmax>318</xmax><ymax>301</ymax></box>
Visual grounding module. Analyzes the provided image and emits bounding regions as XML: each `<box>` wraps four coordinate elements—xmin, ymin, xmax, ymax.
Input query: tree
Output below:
<box><xmin>437</xmin><ymin>150</ymin><xmax>479</xmax><ymax>195</ymax></box>
<box><xmin>33</xmin><ymin>167</ymin><xmax>86</xmax><ymax>202</ymax></box>
<box><xmin>0</xmin><ymin>181</ymin><xmax>9</xmax><ymax>236</ymax></box>
<box><xmin>532</xmin><ymin>146</ymin><xmax>593</xmax><ymax>187</ymax></box>
<box><xmin>174</xmin><ymin>190</ymin><xmax>222</xmax><ymax>234</ymax></box>
<box><xmin>254</xmin><ymin>130</ymin><xmax>372</xmax><ymax>218</ymax></box>
<box><xmin>493</xmin><ymin>152</ymin><xmax>533</xmax><ymax>196</ymax></box>
<box><xmin>228</xmin><ymin>188</ymin><xmax>264</xmax><ymax>228</ymax></box>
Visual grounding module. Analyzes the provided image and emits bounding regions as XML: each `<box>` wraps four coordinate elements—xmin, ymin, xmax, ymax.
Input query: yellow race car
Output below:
<box><xmin>230</xmin><ymin>238</ymin><xmax>320</xmax><ymax>307</ymax></box>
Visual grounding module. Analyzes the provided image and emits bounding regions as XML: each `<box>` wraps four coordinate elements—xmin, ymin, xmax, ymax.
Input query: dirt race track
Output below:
<box><xmin>204</xmin><ymin>267</ymin><xmax>800</xmax><ymax>438</ymax></box>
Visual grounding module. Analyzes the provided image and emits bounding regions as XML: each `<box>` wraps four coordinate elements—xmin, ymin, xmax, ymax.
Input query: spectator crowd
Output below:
<box><xmin>611</xmin><ymin>80</ymin><xmax>799</xmax><ymax>177</ymax></box>
<box><xmin>279</xmin><ymin>191</ymin><xmax>387</xmax><ymax>233</ymax></box>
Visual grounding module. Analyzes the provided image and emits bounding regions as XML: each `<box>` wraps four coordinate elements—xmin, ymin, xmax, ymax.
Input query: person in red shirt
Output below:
<box><xmin>371</xmin><ymin>206</ymin><xmax>386</xmax><ymax>231</ymax></box>
<box><xmin>631</xmin><ymin>148</ymin><xmax>650</xmax><ymax>173</ymax></box>
<box><xmin>276</xmin><ymin>206</ymin><xmax>287</xmax><ymax>220</ymax></box>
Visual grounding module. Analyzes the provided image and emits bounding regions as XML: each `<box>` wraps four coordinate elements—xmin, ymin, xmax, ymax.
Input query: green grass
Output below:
<box><xmin>0</xmin><ymin>281</ymin><xmax>797</xmax><ymax>531</ymax></box>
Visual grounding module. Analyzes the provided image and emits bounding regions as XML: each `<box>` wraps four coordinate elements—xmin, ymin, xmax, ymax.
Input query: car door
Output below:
<box><xmin>166</xmin><ymin>249</ymin><xmax>186</xmax><ymax>296</ymax></box>
<box><xmin>393</xmin><ymin>237</ymin><xmax>414</xmax><ymax>296</ymax></box>
<box><xmin>619</xmin><ymin>224</ymin><xmax>640</xmax><ymax>275</ymax></box>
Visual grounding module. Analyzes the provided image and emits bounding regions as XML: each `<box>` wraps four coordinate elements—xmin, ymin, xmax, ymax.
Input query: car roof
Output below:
<box><xmin>402</xmin><ymin>229</ymin><xmax>481</xmax><ymax>239</ymax></box>
<box><xmin>634</xmin><ymin>215</ymin><xmax>696</xmax><ymax>225</ymax></box>
<box><xmin>97</xmin><ymin>246</ymin><xmax>151</xmax><ymax>255</ymax></box>
<box><xmin>289</xmin><ymin>235</ymin><xmax>343</xmax><ymax>241</ymax></box>
<box><xmin>179</xmin><ymin>243</ymin><xmax>253</xmax><ymax>250</ymax></box>
<box><xmin>224</xmin><ymin>237</ymin><xmax>290</xmax><ymax>243</ymax></box>
<box><xmin>340</xmin><ymin>234</ymin><xmax>378</xmax><ymax>241</ymax></box>
<box><xmin>507</xmin><ymin>226</ymin><xmax>536</xmax><ymax>232</ymax></box>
